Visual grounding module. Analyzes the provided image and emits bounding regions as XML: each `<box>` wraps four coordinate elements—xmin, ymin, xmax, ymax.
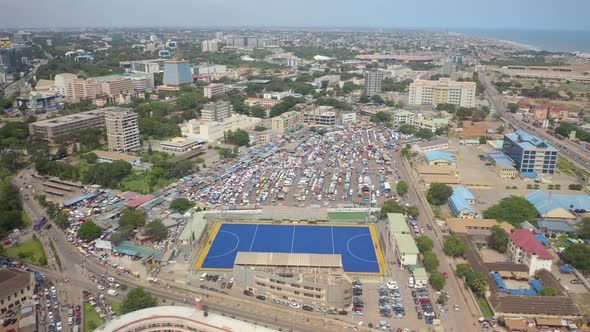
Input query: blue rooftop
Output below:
<box><xmin>526</xmin><ymin>190</ymin><xmax>590</xmax><ymax>215</ymax></box>
<box><xmin>537</xmin><ymin>219</ymin><xmax>576</xmax><ymax>233</ymax></box>
<box><xmin>424</xmin><ymin>151</ymin><xmax>455</xmax><ymax>163</ymax></box>
<box><xmin>449</xmin><ymin>186</ymin><xmax>475</xmax><ymax>216</ymax></box>
<box><xmin>505</xmin><ymin>129</ymin><xmax>556</xmax><ymax>150</ymax></box>
<box><xmin>488</xmin><ymin>151</ymin><xmax>514</xmax><ymax>166</ymax></box>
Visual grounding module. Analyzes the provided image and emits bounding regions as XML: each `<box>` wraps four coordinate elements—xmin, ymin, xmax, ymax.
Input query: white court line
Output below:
<box><xmin>331</xmin><ymin>226</ymin><xmax>335</xmax><ymax>254</ymax></box>
<box><xmin>291</xmin><ymin>225</ymin><xmax>296</xmax><ymax>253</ymax></box>
<box><xmin>346</xmin><ymin>234</ymin><xmax>378</xmax><ymax>263</ymax></box>
<box><xmin>207</xmin><ymin>231</ymin><xmax>241</xmax><ymax>259</ymax></box>
<box><xmin>249</xmin><ymin>224</ymin><xmax>259</xmax><ymax>251</ymax></box>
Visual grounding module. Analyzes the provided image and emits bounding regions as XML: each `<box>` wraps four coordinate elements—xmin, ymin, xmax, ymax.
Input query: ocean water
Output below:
<box><xmin>452</xmin><ymin>28</ymin><xmax>590</xmax><ymax>53</ymax></box>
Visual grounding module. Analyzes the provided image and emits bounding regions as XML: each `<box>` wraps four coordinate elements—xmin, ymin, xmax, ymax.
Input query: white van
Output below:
<box><xmin>107</xmin><ymin>289</ymin><xmax>118</xmax><ymax>296</ymax></box>
<box><xmin>408</xmin><ymin>276</ymin><xmax>415</xmax><ymax>288</ymax></box>
<box><xmin>200</xmin><ymin>273</ymin><xmax>208</xmax><ymax>281</ymax></box>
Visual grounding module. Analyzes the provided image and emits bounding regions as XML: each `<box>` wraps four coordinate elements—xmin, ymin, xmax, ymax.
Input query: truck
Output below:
<box><xmin>107</xmin><ymin>289</ymin><xmax>118</xmax><ymax>296</ymax></box>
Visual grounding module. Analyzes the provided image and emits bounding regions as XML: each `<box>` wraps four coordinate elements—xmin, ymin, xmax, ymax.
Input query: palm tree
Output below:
<box><xmin>467</xmin><ymin>272</ymin><xmax>488</xmax><ymax>297</ymax></box>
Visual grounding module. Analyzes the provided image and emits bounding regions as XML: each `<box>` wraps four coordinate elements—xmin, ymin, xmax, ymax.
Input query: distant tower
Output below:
<box><xmin>104</xmin><ymin>108</ymin><xmax>140</xmax><ymax>153</ymax></box>
<box><xmin>163</xmin><ymin>59</ymin><xmax>192</xmax><ymax>86</ymax></box>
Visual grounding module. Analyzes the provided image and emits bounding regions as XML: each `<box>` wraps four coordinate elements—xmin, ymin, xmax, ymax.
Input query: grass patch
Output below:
<box><xmin>120</xmin><ymin>171</ymin><xmax>173</xmax><ymax>194</ymax></box>
<box><xmin>106</xmin><ymin>299</ymin><xmax>122</xmax><ymax>316</ymax></box>
<box><xmin>21</xmin><ymin>211</ymin><xmax>31</xmax><ymax>226</ymax></box>
<box><xmin>5</xmin><ymin>238</ymin><xmax>48</xmax><ymax>266</ymax></box>
<box><xmin>476</xmin><ymin>297</ymin><xmax>494</xmax><ymax>317</ymax></box>
<box><xmin>84</xmin><ymin>303</ymin><xmax>105</xmax><ymax>331</ymax></box>
<box><xmin>557</xmin><ymin>155</ymin><xmax>589</xmax><ymax>180</ymax></box>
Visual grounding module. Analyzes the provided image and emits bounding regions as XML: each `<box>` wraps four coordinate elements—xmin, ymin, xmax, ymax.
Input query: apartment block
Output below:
<box><xmin>182</xmin><ymin>114</ymin><xmax>260</xmax><ymax>142</ymax></box>
<box><xmin>104</xmin><ymin>108</ymin><xmax>140</xmax><ymax>153</ymax></box>
<box><xmin>392</xmin><ymin>110</ymin><xmax>415</xmax><ymax>126</ymax></box>
<box><xmin>203</xmin><ymin>83</ymin><xmax>226</xmax><ymax>98</ymax></box>
<box><xmin>303</xmin><ymin>106</ymin><xmax>337</xmax><ymax>126</ymax></box>
<box><xmin>409</xmin><ymin>78</ymin><xmax>476</xmax><ymax>107</ymax></box>
<box><xmin>0</xmin><ymin>269</ymin><xmax>35</xmax><ymax>314</ymax></box>
<box><xmin>507</xmin><ymin>229</ymin><xmax>553</xmax><ymax>276</ymax></box>
<box><xmin>272</xmin><ymin>111</ymin><xmax>304</xmax><ymax>134</ymax></box>
<box><xmin>130</xmin><ymin>59</ymin><xmax>166</xmax><ymax>74</ymax></box>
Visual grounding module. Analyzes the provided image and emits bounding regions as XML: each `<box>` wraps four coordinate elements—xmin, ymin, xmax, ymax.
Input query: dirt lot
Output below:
<box><xmin>480</xmin><ymin>248</ymin><xmax>509</xmax><ymax>263</ymax></box>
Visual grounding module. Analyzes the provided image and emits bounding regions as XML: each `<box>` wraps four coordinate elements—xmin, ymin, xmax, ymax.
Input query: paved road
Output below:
<box><xmin>397</xmin><ymin>156</ymin><xmax>480</xmax><ymax>331</ymax></box>
<box><xmin>478</xmin><ymin>72</ymin><xmax>590</xmax><ymax>173</ymax></box>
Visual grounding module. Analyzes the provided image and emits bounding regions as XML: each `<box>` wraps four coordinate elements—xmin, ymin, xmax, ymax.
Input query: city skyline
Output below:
<box><xmin>1</xmin><ymin>0</ymin><xmax>590</xmax><ymax>31</ymax></box>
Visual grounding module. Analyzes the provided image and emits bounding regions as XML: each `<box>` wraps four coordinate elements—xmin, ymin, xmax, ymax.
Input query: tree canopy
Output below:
<box><xmin>0</xmin><ymin>180</ymin><xmax>25</xmax><ymax>238</ymax></box>
<box><xmin>443</xmin><ymin>234</ymin><xmax>467</xmax><ymax>257</ymax></box>
<box><xmin>379</xmin><ymin>199</ymin><xmax>405</xmax><ymax>218</ymax></box>
<box><xmin>145</xmin><ymin>219</ymin><xmax>168</xmax><ymax>242</ymax></box>
<box><xmin>427</xmin><ymin>183</ymin><xmax>453</xmax><ymax>205</ymax></box>
<box><xmin>170</xmin><ymin>198</ymin><xmax>195</xmax><ymax>213</ymax></box>
<box><xmin>77</xmin><ymin>221</ymin><xmax>103</xmax><ymax>242</ymax></box>
<box><xmin>490</xmin><ymin>225</ymin><xmax>509</xmax><ymax>252</ymax></box>
<box><xmin>429</xmin><ymin>271</ymin><xmax>445</xmax><ymax>291</ymax></box>
<box><xmin>119</xmin><ymin>208</ymin><xmax>147</xmax><ymax>231</ymax></box>
<box><xmin>483</xmin><ymin>196</ymin><xmax>538</xmax><ymax>227</ymax></box>
<box><xmin>121</xmin><ymin>287</ymin><xmax>158</xmax><ymax>314</ymax></box>
<box><xmin>423</xmin><ymin>251</ymin><xmax>440</xmax><ymax>273</ymax></box>
<box><xmin>538</xmin><ymin>287</ymin><xmax>558</xmax><ymax>296</ymax></box>
<box><xmin>224</xmin><ymin>129</ymin><xmax>250</xmax><ymax>146</ymax></box>
<box><xmin>396</xmin><ymin>181</ymin><xmax>409</xmax><ymax>196</ymax></box>
<box><xmin>561</xmin><ymin>243</ymin><xmax>590</xmax><ymax>274</ymax></box>
<box><xmin>465</xmin><ymin>271</ymin><xmax>488</xmax><ymax>297</ymax></box>
<box><xmin>415</xmin><ymin>235</ymin><xmax>434</xmax><ymax>253</ymax></box>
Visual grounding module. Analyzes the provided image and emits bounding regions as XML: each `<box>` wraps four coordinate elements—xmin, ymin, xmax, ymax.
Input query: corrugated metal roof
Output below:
<box><xmin>395</xmin><ymin>234</ymin><xmax>419</xmax><ymax>254</ymax></box>
<box><xmin>388</xmin><ymin>213</ymin><xmax>410</xmax><ymax>234</ymax></box>
<box><xmin>424</xmin><ymin>150</ymin><xmax>455</xmax><ymax>162</ymax></box>
<box><xmin>526</xmin><ymin>190</ymin><xmax>590</xmax><ymax>216</ymax></box>
<box><xmin>234</xmin><ymin>252</ymin><xmax>343</xmax><ymax>268</ymax></box>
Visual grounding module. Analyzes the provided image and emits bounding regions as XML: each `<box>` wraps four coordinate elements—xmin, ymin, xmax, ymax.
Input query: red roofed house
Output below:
<box><xmin>532</xmin><ymin>104</ymin><xmax>569</xmax><ymax>121</ymax></box>
<box><xmin>507</xmin><ymin>229</ymin><xmax>553</xmax><ymax>276</ymax></box>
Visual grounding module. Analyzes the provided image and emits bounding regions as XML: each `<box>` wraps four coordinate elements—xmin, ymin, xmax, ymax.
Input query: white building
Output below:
<box><xmin>263</xmin><ymin>90</ymin><xmax>301</xmax><ymax>101</ymax></box>
<box><xmin>409</xmin><ymin>78</ymin><xmax>476</xmax><ymax>108</ymax></box>
<box><xmin>507</xmin><ymin>229</ymin><xmax>553</xmax><ymax>276</ymax></box>
<box><xmin>181</xmin><ymin>114</ymin><xmax>261</xmax><ymax>142</ymax></box>
<box><xmin>130</xmin><ymin>59</ymin><xmax>166</xmax><ymax>74</ymax></box>
<box><xmin>201</xmin><ymin>39</ymin><xmax>219</xmax><ymax>52</ymax></box>
<box><xmin>193</xmin><ymin>64</ymin><xmax>226</xmax><ymax>76</ymax></box>
<box><xmin>392</xmin><ymin>110</ymin><xmax>415</xmax><ymax>126</ymax></box>
<box><xmin>54</xmin><ymin>73</ymin><xmax>77</xmax><ymax>96</ymax></box>
<box><xmin>303</xmin><ymin>106</ymin><xmax>337</xmax><ymax>126</ymax></box>
<box><xmin>104</xmin><ymin>108</ymin><xmax>140</xmax><ymax>153</ymax></box>
<box><xmin>341</xmin><ymin>112</ymin><xmax>357</xmax><ymax>125</ymax></box>
<box><xmin>201</xmin><ymin>102</ymin><xmax>231</xmax><ymax>122</ymax></box>
<box><xmin>93</xmin><ymin>150</ymin><xmax>142</xmax><ymax>168</ymax></box>
<box><xmin>203</xmin><ymin>83</ymin><xmax>226</xmax><ymax>98</ymax></box>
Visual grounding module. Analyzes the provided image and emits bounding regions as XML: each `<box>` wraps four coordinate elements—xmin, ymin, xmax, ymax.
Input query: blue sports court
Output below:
<box><xmin>196</xmin><ymin>223</ymin><xmax>384</xmax><ymax>274</ymax></box>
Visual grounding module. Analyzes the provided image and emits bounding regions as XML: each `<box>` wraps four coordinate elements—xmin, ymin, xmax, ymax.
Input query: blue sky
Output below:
<box><xmin>1</xmin><ymin>0</ymin><xmax>589</xmax><ymax>30</ymax></box>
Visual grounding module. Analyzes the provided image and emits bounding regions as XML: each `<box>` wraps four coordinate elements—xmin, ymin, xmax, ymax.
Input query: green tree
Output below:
<box><xmin>224</xmin><ymin>129</ymin><xmax>250</xmax><ymax>146</ymax></box>
<box><xmin>490</xmin><ymin>225</ymin><xmax>509</xmax><ymax>252</ymax></box>
<box><xmin>427</xmin><ymin>183</ymin><xmax>453</xmax><ymax>205</ymax></box>
<box><xmin>371</xmin><ymin>111</ymin><xmax>391</xmax><ymax>123</ymax></box>
<box><xmin>170</xmin><ymin>198</ymin><xmax>195</xmax><ymax>213</ymax></box>
<box><xmin>538</xmin><ymin>287</ymin><xmax>558</xmax><ymax>296</ymax></box>
<box><xmin>507</xmin><ymin>103</ymin><xmax>519</xmax><ymax>113</ymax></box>
<box><xmin>359</xmin><ymin>95</ymin><xmax>370</xmax><ymax>103</ymax></box>
<box><xmin>483</xmin><ymin>196</ymin><xmax>538</xmax><ymax>227</ymax></box>
<box><xmin>423</xmin><ymin>251</ymin><xmax>440</xmax><ymax>272</ymax></box>
<box><xmin>119</xmin><ymin>208</ymin><xmax>147</xmax><ymax>230</ymax></box>
<box><xmin>77</xmin><ymin>221</ymin><xmax>102</xmax><ymax>241</ymax></box>
<box><xmin>465</xmin><ymin>271</ymin><xmax>488</xmax><ymax>297</ymax></box>
<box><xmin>415</xmin><ymin>235</ymin><xmax>434</xmax><ymax>253</ymax></box>
<box><xmin>0</xmin><ymin>180</ymin><xmax>25</xmax><ymax>238</ymax></box>
<box><xmin>371</xmin><ymin>95</ymin><xmax>385</xmax><ymax>105</ymax></box>
<box><xmin>455</xmin><ymin>264</ymin><xmax>472</xmax><ymax>278</ymax></box>
<box><xmin>396</xmin><ymin>181</ymin><xmax>409</xmax><ymax>196</ymax></box>
<box><xmin>121</xmin><ymin>287</ymin><xmax>158</xmax><ymax>314</ymax></box>
<box><xmin>250</xmin><ymin>106</ymin><xmax>267</xmax><ymax>118</ymax></box>
<box><xmin>379</xmin><ymin>199</ymin><xmax>405</xmax><ymax>218</ymax></box>
<box><xmin>398</xmin><ymin>124</ymin><xmax>417</xmax><ymax>135</ymax></box>
<box><xmin>405</xmin><ymin>205</ymin><xmax>420</xmax><ymax>219</ymax></box>
<box><xmin>55</xmin><ymin>145</ymin><xmax>68</xmax><ymax>159</ymax></box>
<box><xmin>415</xmin><ymin>129</ymin><xmax>434</xmax><ymax>140</ymax></box>
<box><xmin>145</xmin><ymin>219</ymin><xmax>168</xmax><ymax>242</ymax></box>
<box><xmin>429</xmin><ymin>271</ymin><xmax>445</xmax><ymax>290</ymax></box>
<box><xmin>561</xmin><ymin>243</ymin><xmax>590</xmax><ymax>274</ymax></box>
<box><xmin>443</xmin><ymin>234</ymin><xmax>467</xmax><ymax>257</ymax></box>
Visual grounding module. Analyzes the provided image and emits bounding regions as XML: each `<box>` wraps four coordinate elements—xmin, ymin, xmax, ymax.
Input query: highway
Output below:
<box><xmin>478</xmin><ymin>72</ymin><xmax>590</xmax><ymax>173</ymax></box>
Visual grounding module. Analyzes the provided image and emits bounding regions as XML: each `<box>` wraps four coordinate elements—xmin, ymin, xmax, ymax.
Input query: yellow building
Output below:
<box><xmin>409</xmin><ymin>78</ymin><xmax>476</xmax><ymax>107</ymax></box>
<box><xmin>0</xmin><ymin>41</ymin><xmax>12</xmax><ymax>49</ymax></box>
<box><xmin>0</xmin><ymin>269</ymin><xmax>35</xmax><ymax>314</ymax></box>
<box><xmin>271</xmin><ymin>110</ymin><xmax>304</xmax><ymax>134</ymax></box>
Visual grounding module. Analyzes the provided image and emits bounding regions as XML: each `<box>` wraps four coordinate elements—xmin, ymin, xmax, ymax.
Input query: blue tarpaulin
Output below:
<box><xmin>529</xmin><ymin>279</ymin><xmax>543</xmax><ymax>293</ymax></box>
<box><xmin>560</xmin><ymin>265</ymin><xmax>574</xmax><ymax>273</ymax></box>
<box><xmin>535</xmin><ymin>234</ymin><xmax>550</xmax><ymax>245</ymax></box>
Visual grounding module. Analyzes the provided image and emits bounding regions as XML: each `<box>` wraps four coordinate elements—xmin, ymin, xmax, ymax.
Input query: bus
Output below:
<box><xmin>383</xmin><ymin>182</ymin><xmax>391</xmax><ymax>193</ymax></box>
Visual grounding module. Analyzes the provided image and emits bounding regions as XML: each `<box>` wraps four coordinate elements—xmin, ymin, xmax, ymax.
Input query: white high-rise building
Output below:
<box><xmin>104</xmin><ymin>108</ymin><xmax>140</xmax><ymax>153</ymax></box>
<box><xmin>215</xmin><ymin>32</ymin><xmax>224</xmax><ymax>42</ymax></box>
<box><xmin>364</xmin><ymin>70</ymin><xmax>384</xmax><ymax>96</ymax></box>
<box><xmin>409</xmin><ymin>78</ymin><xmax>476</xmax><ymax>108</ymax></box>
<box><xmin>201</xmin><ymin>102</ymin><xmax>231</xmax><ymax>122</ymax></box>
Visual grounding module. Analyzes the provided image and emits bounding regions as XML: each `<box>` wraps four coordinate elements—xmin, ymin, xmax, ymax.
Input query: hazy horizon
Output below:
<box><xmin>1</xmin><ymin>0</ymin><xmax>589</xmax><ymax>31</ymax></box>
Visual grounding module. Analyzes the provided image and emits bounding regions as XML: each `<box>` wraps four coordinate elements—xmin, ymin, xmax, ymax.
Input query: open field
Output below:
<box><xmin>4</xmin><ymin>238</ymin><xmax>48</xmax><ymax>266</ymax></box>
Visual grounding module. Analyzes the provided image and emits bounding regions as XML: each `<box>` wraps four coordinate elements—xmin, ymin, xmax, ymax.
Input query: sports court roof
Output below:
<box><xmin>234</xmin><ymin>252</ymin><xmax>343</xmax><ymax>268</ymax></box>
